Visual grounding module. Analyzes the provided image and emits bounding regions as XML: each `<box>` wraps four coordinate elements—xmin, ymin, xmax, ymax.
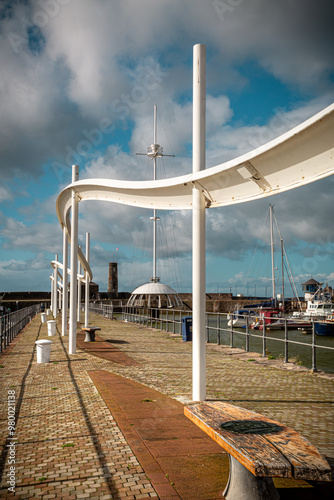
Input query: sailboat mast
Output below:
<box><xmin>270</xmin><ymin>204</ymin><xmax>276</xmax><ymax>304</ymax></box>
<box><xmin>152</xmin><ymin>105</ymin><xmax>158</xmax><ymax>281</ymax></box>
<box><xmin>281</xmin><ymin>238</ymin><xmax>285</xmax><ymax>310</ymax></box>
<box><xmin>136</xmin><ymin>105</ymin><xmax>174</xmax><ymax>283</ymax></box>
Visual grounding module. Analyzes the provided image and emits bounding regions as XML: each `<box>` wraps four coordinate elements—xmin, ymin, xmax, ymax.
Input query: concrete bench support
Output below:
<box><xmin>224</xmin><ymin>455</ymin><xmax>279</xmax><ymax>500</ymax></box>
<box><xmin>82</xmin><ymin>326</ymin><xmax>101</xmax><ymax>342</ymax></box>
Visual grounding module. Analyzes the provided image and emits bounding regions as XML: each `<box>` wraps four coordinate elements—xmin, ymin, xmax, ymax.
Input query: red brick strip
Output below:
<box><xmin>89</xmin><ymin>370</ymin><xmax>227</xmax><ymax>500</ymax></box>
<box><xmin>77</xmin><ymin>331</ymin><xmax>141</xmax><ymax>366</ymax></box>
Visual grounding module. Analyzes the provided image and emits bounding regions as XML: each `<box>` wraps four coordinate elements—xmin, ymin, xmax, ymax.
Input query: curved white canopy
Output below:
<box><xmin>57</xmin><ymin>103</ymin><xmax>334</xmax><ymax>230</ymax></box>
<box><xmin>56</xmin><ymin>103</ymin><xmax>334</xmax><ymax>278</ymax></box>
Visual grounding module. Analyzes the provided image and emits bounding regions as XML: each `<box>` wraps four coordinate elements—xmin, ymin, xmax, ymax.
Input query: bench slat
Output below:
<box><xmin>184</xmin><ymin>402</ymin><xmax>331</xmax><ymax>481</ymax></box>
<box><xmin>184</xmin><ymin>403</ymin><xmax>291</xmax><ymax>477</ymax></box>
<box><xmin>206</xmin><ymin>402</ymin><xmax>331</xmax><ymax>481</ymax></box>
<box><xmin>267</xmin><ymin>427</ymin><xmax>331</xmax><ymax>481</ymax></box>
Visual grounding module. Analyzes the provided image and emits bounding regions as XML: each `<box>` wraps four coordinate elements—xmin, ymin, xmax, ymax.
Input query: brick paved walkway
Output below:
<box><xmin>0</xmin><ymin>313</ymin><xmax>333</xmax><ymax>499</ymax></box>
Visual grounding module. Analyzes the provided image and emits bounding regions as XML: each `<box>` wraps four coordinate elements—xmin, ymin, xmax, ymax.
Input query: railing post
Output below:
<box><xmin>284</xmin><ymin>319</ymin><xmax>289</xmax><ymax>363</ymax></box>
<box><xmin>312</xmin><ymin>320</ymin><xmax>317</xmax><ymax>372</ymax></box>
<box><xmin>246</xmin><ymin>315</ymin><xmax>249</xmax><ymax>352</ymax></box>
<box><xmin>0</xmin><ymin>318</ymin><xmax>3</xmax><ymax>353</ymax></box>
<box><xmin>230</xmin><ymin>320</ymin><xmax>234</xmax><ymax>348</ymax></box>
<box><xmin>217</xmin><ymin>314</ymin><xmax>220</xmax><ymax>345</ymax></box>
<box><xmin>262</xmin><ymin>317</ymin><xmax>266</xmax><ymax>357</ymax></box>
<box><xmin>10</xmin><ymin>314</ymin><xmax>14</xmax><ymax>343</ymax></box>
<box><xmin>206</xmin><ymin>313</ymin><xmax>209</xmax><ymax>342</ymax></box>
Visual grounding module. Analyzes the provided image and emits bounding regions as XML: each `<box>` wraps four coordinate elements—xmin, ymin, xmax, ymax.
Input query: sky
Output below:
<box><xmin>0</xmin><ymin>0</ymin><xmax>334</xmax><ymax>297</ymax></box>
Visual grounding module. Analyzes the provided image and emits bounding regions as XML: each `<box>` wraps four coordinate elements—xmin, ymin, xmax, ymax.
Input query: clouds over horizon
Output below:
<box><xmin>1</xmin><ymin>0</ymin><xmax>333</xmax><ymax>178</ymax></box>
<box><xmin>0</xmin><ymin>0</ymin><xmax>333</xmax><ymax>292</ymax></box>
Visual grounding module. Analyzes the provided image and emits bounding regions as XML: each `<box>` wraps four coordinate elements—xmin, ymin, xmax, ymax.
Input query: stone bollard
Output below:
<box><xmin>47</xmin><ymin>320</ymin><xmax>57</xmax><ymax>336</ymax></box>
<box><xmin>41</xmin><ymin>313</ymin><xmax>47</xmax><ymax>324</ymax></box>
<box><xmin>35</xmin><ymin>339</ymin><xmax>52</xmax><ymax>363</ymax></box>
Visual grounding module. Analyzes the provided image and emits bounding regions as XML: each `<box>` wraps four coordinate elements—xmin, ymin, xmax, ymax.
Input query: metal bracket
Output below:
<box><xmin>237</xmin><ymin>161</ymin><xmax>272</xmax><ymax>192</ymax></box>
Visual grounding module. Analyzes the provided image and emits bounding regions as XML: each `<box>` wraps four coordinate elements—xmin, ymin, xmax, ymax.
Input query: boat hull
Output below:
<box><xmin>314</xmin><ymin>321</ymin><xmax>334</xmax><ymax>336</ymax></box>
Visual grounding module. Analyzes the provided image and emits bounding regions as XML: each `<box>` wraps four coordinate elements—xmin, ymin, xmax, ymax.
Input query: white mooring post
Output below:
<box><xmin>69</xmin><ymin>165</ymin><xmax>79</xmax><ymax>354</ymax></box>
<box><xmin>53</xmin><ymin>254</ymin><xmax>58</xmax><ymax>318</ymax></box>
<box><xmin>85</xmin><ymin>232</ymin><xmax>90</xmax><ymax>328</ymax></box>
<box><xmin>62</xmin><ymin>227</ymin><xmax>68</xmax><ymax>336</ymax></box>
<box><xmin>192</xmin><ymin>43</ymin><xmax>206</xmax><ymax>402</ymax></box>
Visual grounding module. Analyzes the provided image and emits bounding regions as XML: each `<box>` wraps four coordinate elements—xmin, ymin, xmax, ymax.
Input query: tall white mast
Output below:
<box><xmin>136</xmin><ymin>105</ymin><xmax>174</xmax><ymax>282</ymax></box>
<box><xmin>270</xmin><ymin>204</ymin><xmax>276</xmax><ymax>304</ymax></box>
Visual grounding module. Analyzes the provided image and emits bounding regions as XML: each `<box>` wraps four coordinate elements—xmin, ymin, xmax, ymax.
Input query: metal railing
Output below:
<box><xmin>121</xmin><ymin>307</ymin><xmax>334</xmax><ymax>373</ymax></box>
<box><xmin>122</xmin><ymin>306</ymin><xmax>187</xmax><ymax>334</ymax></box>
<box><xmin>0</xmin><ymin>305</ymin><xmax>40</xmax><ymax>353</ymax></box>
<box><xmin>205</xmin><ymin>312</ymin><xmax>334</xmax><ymax>373</ymax></box>
<box><xmin>89</xmin><ymin>303</ymin><xmax>114</xmax><ymax>320</ymax></box>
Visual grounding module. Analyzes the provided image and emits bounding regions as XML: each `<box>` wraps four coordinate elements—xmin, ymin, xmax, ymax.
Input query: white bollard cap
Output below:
<box><xmin>35</xmin><ymin>339</ymin><xmax>53</xmax><ymax>345</ymax></box>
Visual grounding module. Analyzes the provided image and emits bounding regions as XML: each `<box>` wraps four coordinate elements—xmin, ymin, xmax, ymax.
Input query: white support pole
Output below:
<box><xmin>85</xmin><ymin>233</ymin><xmax>90</xmax><ymax>328</ymax></box>
<box><xmin>53</xmin><ymin>254</ymin><xmax>58</xmax><ymax>318</ymax></box>
<box><xmin>50</xmin><ymin>277</ymin><xmax>54</xmax><ymax>313</ymax></box>
<box><xmin>62</xmin><ymin>227</ymin><xmax>68</xmax><ymax>336</ymax></box>
<box><xmin>58</xmin><ymin>285</ymin><xmax>61</xmax><ymax>311</ymax></box>
<box><xmin>192</xmin><ymin>43</ymin><xmax>206</xmax><ymax>402</ymax></box>
<box><xmin>69</xmin><ymin>165</ymin><xmax>79</xmax><ymax>354</ymax></box>
<box><xmin>77</xmin><ymin>255</ymin><xmax>81</xmax><ymax>322</ymax></box>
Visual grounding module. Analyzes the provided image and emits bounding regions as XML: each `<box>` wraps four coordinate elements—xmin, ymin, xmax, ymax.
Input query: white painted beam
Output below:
<box><xmin>192</xmin><ymin>43</ymin><xmax>206</xmax><ymax>402</ymax></box>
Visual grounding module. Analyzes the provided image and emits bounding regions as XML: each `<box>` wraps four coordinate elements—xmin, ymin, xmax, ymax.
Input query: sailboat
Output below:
<box><xmin>229</xmin><ymin>205</ymin><xmax>309</xmax><ymax>330</ymax></box>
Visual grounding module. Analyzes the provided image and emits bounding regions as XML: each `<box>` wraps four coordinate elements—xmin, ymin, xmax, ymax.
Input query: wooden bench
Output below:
<box><xmin>184</xmin><ymin>402</ymin><xmax>331</xmax><ymax>500</ymax></box>
<box><xmin>82</xmin><ymin>326</ymin><xmax>101</xmax><ymax>342</ymax></box>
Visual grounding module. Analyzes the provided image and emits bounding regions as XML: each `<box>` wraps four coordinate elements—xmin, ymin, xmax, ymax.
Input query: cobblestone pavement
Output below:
<box><xmin>0</xmin><ymin>312</ymin><xmax>333</xmax><ymax>499</ymax></box>
<box><xmin>89</xmin><ymin>315</ymin><xmax>334</xmax><ymax>459</ymax></box>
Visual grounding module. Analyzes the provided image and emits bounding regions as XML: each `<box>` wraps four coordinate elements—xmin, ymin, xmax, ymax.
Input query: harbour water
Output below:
<box><xmin>124</xmin><ymin>308</ymin><xmax>334</xmax><ymax>375</ymax></box>
<box><xmin>206</xmin><ymin>315</ymin><xmax>334</xmax><ymax>374</ymax></box>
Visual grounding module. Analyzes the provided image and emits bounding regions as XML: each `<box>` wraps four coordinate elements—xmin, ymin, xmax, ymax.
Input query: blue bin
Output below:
<box><xmin>182</xmin><ymin>316</ymin><xmax>192</xmax><ymax>341</ymax></box>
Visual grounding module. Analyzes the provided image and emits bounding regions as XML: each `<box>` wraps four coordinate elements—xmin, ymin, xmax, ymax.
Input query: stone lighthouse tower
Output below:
<box><xmin>108</xmin><ymin>262</ymin><xmax>118</xmax><ymax>297</ymax></box>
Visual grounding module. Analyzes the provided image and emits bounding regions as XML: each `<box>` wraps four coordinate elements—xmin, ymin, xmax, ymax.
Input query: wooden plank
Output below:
<box><xmin>266</xmin><ymin>427</ymin><xmax>332</xmax><ymax>481</ymax></box>
<box><xmin>184</xmin><ymin>402</ymin><xmax>332</xmax><ymax>482</ymax></box>
<box><xmin>184</xmin><ymin>404</ymin><xmax>291</xmax><ymax>478</ymax></box>
<box><xmin>206</xmin><ymin>403</ymin><xmax>331</xmax><ymax>481</ymax></box>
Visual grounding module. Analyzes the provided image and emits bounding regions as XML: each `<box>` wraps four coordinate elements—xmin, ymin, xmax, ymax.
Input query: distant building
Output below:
<box><xmin>322</xmin><ymin>283</ymin><xmax>334</xmax><ymax>300</ymax></box>
<box><xmin>108</xmin><ymin>262</ymin><xmax>118</xmax><ymax>297</ymax></box>
<box><xmin>78</xmin><ymin>281</ymin><xmax>99</xmax><ymax>300</ymax></box>
<box><xmin>301</xmin><ymin>278</ymin><xmax>323</xmax><ymax>301</ymax></box>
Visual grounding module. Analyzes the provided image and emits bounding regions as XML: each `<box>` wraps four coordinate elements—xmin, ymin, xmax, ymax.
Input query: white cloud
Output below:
<box><xmin>0</xmin><ymin>0</ymin><xmax>333</xmax><ymax>292</ymax></box>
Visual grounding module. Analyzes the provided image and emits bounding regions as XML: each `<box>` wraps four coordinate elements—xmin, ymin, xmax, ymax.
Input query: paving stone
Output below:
<box><xmin>0</xmin><ymin>313</ymin><xmax>333</xmax><ymax>499</ymax></box>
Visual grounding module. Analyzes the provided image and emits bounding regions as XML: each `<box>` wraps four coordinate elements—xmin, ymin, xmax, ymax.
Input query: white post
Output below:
<box><xmin>69</xmin><ymin>165</ymin><xmax>79</xmax><ymax>354</ymax></box>
<box><xmin>58</xmin><ymin>285</ymin><xmax>61</xmax><ymax>311</ymax></box>
<box><xmin>53</xmin><ymin>254</ymin><xmax>58</xmax><ymax>318</ymax></box>
<box><xmin>50</xmin><ymin>277</ymin><xmax>54</xmax><ymax>313</ymax></box>
<box><xmin>152</xmin><ymin>104</ymin><xmax>158</xmax><ymax>281</ymax></box>
<box><xmin>62</xmin><ymin>227</ymin><xmax>68</xmax><ymax>336</ymax></box>
<box><xmin>192</xmin><ymin>44</ymin><xmax>206</xmax><ymax>401</ymax></box>
<box><xmin>77</xmin><ymin>255</ymin><xmax>81</xmax><ymax>322</ymax></box>
<box><xmin>85</xmin><ymin>232</ymin><xmax>90</xmax><ymax>328</ymax></box>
